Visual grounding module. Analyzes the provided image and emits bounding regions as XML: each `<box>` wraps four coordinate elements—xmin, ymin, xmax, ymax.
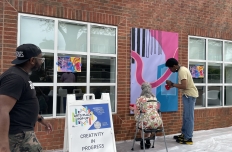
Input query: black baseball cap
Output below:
<box><xmin>11</xmin><ymin>44</ymin><xmax>42</xmax><ymax>65</ymax></box>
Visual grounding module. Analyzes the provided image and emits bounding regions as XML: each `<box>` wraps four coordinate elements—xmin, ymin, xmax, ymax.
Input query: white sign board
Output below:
<box><xmin>63</xmin><ymin>93</ymin><xmax>116</xmax><ymax>152</ymax></box>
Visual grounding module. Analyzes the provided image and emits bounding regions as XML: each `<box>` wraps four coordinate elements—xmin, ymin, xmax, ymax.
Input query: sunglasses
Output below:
<box><xmin>34</xmin><ymin>57</ymin><xmax>45</xmax><ymax>63</ymax></box>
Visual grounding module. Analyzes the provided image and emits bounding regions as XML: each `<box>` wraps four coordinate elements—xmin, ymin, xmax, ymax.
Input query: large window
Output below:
<box><xmin>18</xmin><ymin>13</ymin><xmax>117</xmax><ymax>117</ymax></box>
<box><xmin>189</xmin><ymin>36</ymin><xmax>232</xmax><ymax>108</ymax></box>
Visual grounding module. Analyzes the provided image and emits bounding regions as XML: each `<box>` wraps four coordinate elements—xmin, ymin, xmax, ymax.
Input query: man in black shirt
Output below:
<box><xmin>0</xmin><ymin>44</ymin><xmax>53</xmax><ymax>152</ymax></box>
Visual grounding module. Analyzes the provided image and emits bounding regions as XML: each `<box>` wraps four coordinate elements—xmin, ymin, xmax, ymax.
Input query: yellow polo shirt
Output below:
<box><xmin>178</xmin><ymin>66</ymin><xmax>199</xmax><ymax>98</ymax></box>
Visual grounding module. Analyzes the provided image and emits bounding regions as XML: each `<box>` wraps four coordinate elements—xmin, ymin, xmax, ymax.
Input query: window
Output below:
<box><xmin>189</xmin><ymin>36</ymin><xmax>232</xmax><ymax>108</ymax></box>
<box><xmin>18</xmin><ymin>13</ymin><xmax>117</xmax><ymax>117</ymax></box>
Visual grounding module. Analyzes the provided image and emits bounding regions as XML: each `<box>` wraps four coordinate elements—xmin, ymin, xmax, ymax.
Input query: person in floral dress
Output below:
<box><xmin>130</xmin><ymin>82</ymin><xmax>162</xmax><ymax>149</ymax></box>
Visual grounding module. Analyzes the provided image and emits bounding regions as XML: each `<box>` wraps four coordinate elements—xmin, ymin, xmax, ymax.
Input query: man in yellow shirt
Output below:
<box><xmin>165</xmin><ymin>58</ymin><xmax>198</xmax><ymax>145</ymax></box>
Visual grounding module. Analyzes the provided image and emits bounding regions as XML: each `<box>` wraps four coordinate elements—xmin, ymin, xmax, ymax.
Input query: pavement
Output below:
<box><xmin>45</xmin><ymin>126</ymin><xmax>232</xmax><ymax>152</ymax></box>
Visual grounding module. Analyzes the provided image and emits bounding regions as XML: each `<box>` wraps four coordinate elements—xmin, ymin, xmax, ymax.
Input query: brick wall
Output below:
<box><xmin>1</xmin><ymin>0</ymin><xmax>232</xmax><ymax>150</ymax></box>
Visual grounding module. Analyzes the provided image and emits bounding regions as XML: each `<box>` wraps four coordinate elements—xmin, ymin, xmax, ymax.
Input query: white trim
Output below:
<box><xmin>89</xmin><ymin>83</ymin><xmax>116</xmax><ymax>86</ymax></box>
<box><xmin>194</xmin><ymin>84</ymin><xmax>207</xmax><ymax>86</ymax></box>
<box><xmin>89</xmin><ymin>53</ymin><xmax>117</xmax><ymax>57</ymax></box>
<box><xmin>86</xmin><ymin>24</ymin><xmax>91</xmax><ymax>95</ymax></box>
<box><xmin>19</xmin><ymin>13</ymin><xmax>55</xmax><ymax>20</ymax></box>
<box><xmin>40</xmin><ymin>49</ymin><xmax>55</xmax><ymax>53</ymax></box>
<box><xmin>57</xmin><ymin>83</ymin><xmax>87</xmax><ymax>86</ymax></box>
<box><xmin>205</xmin><ymin>84</ymin><xmax>223</xmax><ymax>86</ymax></box>
<box><xmin>90</xmin><ymin>22</ymin><xmax>117</xmax><ymax>28</ymax></box>
<box><xmin>189</xmin><ymin>35</ymin><xmax>229</xmax><ymax>42</ymax></box>
<box><xmin>53</xmin><ymin>19</ymin><xmax>59</xmax><ymax>118</ymax></box>
<box><xmin>19</xmin><ymin>13</ymin><xmax>117</xmax><ymax>29</ymax></box>
<box><xmin>57</xmin><ymin>50</ymin><xmax>88</xmax><ymax>55</ymax></box>
<box><xmin>222</xmin><ymin>41</ymin><xmax>225</xmax><ymax>106</ymax></box>
<box><xmin>114</xmin><ymin>26</ymin><xmax>118</xmax><ymax>114</ymax></box>
<box><xmin>33</xmin><ymin>83</ymin><xmax>54</xmax><ymax>86</ymax></box>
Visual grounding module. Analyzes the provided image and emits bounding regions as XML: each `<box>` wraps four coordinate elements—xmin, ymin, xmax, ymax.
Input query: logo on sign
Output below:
<box><xmin>28</xmin><ymin>81</ymin><xmax>35</xmax><ymax>89</ymax></box>
<box><xmin>72</xmin><ymin>106</ymin><xmax>95</xmax><ymax>127</ymax></box>
<box><xmin>94</xmin><ymin>121</ymin><xmax>101</xmax><ymax>129</ymax></box>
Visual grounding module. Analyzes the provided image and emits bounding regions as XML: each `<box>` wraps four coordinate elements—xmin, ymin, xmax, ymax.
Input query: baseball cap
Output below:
<box><xmin>11</xmin><ymin>44</ymin><xmax>42</xmax><ymax>64</ymax></box>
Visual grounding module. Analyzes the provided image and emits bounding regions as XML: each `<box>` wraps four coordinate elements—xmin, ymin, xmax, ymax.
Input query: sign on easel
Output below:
<box><xmin>63</xmin><ymin>93</ymin><xmax>117</xmax><ymax>152</ymax></box>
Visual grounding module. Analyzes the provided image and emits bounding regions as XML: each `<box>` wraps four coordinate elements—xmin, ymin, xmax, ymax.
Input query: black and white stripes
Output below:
<box><xmin>131</xmin><ymin>28</ymin><xmax>162</xmax><ymax>63</ymax></box>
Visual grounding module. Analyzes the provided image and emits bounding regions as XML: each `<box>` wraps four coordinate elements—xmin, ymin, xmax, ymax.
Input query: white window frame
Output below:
<box><xmin>17</xmin><ymin>13</ymin><xmax>118</xmax><ymax>118</ymax></box>
<box><xmin>188</xmin><ymin>35</ymin><xmax>232</xmax><ymax>109</ymax></box>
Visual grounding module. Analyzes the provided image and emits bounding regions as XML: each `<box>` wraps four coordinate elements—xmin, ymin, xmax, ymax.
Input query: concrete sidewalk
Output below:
<box><xmin>46</xmin><ymin>126</ymin><xmax>232</xmax><ymax>152</ymax></box>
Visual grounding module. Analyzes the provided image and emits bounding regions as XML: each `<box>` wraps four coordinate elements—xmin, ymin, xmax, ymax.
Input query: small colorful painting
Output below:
<box><xmin>189</xmin><ymin>65</ymin><xmax>204</xmax><ymax>78</ymax></box>
<box><xmin>57</xmin><ymin>56</ymin><xmax>81</xmax><ymax>72</ymax></box>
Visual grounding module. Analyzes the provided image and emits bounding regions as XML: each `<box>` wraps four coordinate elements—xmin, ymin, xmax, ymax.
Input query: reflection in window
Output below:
<box><xmin>58</xmin><ymin>22</ymin><xmax>87</xmax><ymax>52</ymax></box>
<box><xmin>90</xmin><ymin>26</ymin><xmax>116</xmax><ymax>54</ymax></box>
<box><xmin>208</xmin><ymin>63</ymin><xmax>222</xmax><ymax>83</ymax></box>
<box><xmin>224</xmin><ymin>42</ymin><xmax>232</xmax><ymax>62</ymax></box>
<box><xmin>189</xmin><ymin>38</ymin><xmax>205</xmax><ymax>60</ymax></box>
<box><xmin>35</xmin><ymin>86</ymin><xmax>53</xmax><ymax>117</ymax></box>
<box><xmin>197</xmin><ymin>86</ymin><xmax>205</xmax><ymax>107</ymax></box>
<box><xmin>225</xmin><ymin>86</ymin><xmax>232</xmax><ymax>106</ymax></box>
<box><xmin>225</xmin><ymin>64</ymin><xmax>232</xmax><ymax>83</ymax></box>
<box><xmin>19</xmin><ymin>14</ymin><xmax>117</xmax><ymax>115</ymax></box>
<box><xmin>20</xmin><ymin>16</ymin><xmax>55</xmax><ymax>50</ymax></box>
<box><xmin>56</xmin><ymin>86</ymin><xmax>86</xmax><ymax>116</ymax></box>
<box><xmin>189</xmin><ymin>36</ymin><xmax>232</xmax><ymax>108</ymax></box>
<box><xmin>208</xmin><ymin>40</ymin><xmax>222</xmax><ymax>61</ymax></box>
<box><xmin>208</xmin><ymin>86</ymin><xmax>222</xmax><ymax>107</ymax></box>
<box><xmin>90</xmin><ymin>86</ymin><xmax>115</xmax><ymax>112</ymax></box>
<box><xmin>30</xmin><ymin>53</ymin><xmax>54</xmax><ymax>83</ymax></box>
<box><xmin>90</xmin><ymin>56</ymin><xmax>116</xmax><ymax>83</ymax></box>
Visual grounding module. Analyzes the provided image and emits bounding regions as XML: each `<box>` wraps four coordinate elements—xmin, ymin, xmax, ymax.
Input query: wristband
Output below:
<box><xmin>38</xmin><ymin>116</ymin><xmax>44</xmax><ymax>122</ymax></box>
<box><xmin>171</xmin><ymin>82</ymin><xmax>174</xmax><ymax>87</ymax></box>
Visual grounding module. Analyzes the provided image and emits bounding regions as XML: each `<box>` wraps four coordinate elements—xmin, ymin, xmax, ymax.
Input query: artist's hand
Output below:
<box><xmin>166</xmin><ymin>80</ymin><xmax>173</xmax><ymax>87</ymax></box>
<box><xmin>40</xmin><ymin>119</ymin><xmax>53</xmax><ymax>134</ymax></box>
<box><xmin>129</xmin><ymin>106</ymin><xmax>134</xmax><ymax>111</ymax></box>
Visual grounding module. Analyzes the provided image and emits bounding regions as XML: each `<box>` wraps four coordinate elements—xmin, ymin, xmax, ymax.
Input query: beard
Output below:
<box><xmin>31</xmin><ymin>61</ymin><xmax>42</xmax><ymax>71</ymax></box>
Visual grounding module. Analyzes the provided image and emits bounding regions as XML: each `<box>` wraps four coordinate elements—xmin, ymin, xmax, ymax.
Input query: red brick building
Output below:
<box><xmin>1</xmin><ymin>0</ymin><xmax>232</xmax><ymax>150</ymax></box>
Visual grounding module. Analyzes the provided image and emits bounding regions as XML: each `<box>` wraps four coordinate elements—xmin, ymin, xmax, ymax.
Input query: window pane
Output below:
<box><xmin>90</xmin><ymin>26</ymin><xmax>116</xmax><ymax>54</ymax></box>
<box><xmin>208</xmin><ymin>40</ymin><xmax>222</xmax><ymax>61</ymax></box>
<box><xmin>20</xmin><ymin>16</ymin><xmax>54</xmax><ymax>50</ymax></box>
<box><xmin>30</xmin><ymin>53</ymin><xmax>54</xmax><ymax>83</ymax></box>
<box><xmin>208</xmin><ymin>86</ymin><xmax>222</xmax><ymax>107</ymax></box>
<box><xmin>90</xmin><ymin>86</ymin><xmax>115</xmax><ymax>112</ymax></box>
<box><xmin>189</xmin><ymin>62</ymin><xmax>205</xmax><ymax>84</ymax></box>
<box><xmin>57</xmin><ymin>54</ymin><xmax>87</xmax><ymax>83</ymax></box>
<box><xmin>36</xmin><ymin>86</ymin><xmax>53</xmax><ymax>117</ymax></box>
<box><xmin>208</xmin><ymin>63</ymin><xmax>222</xmax><ymax>83</ymax></box>
<box><xmin>189</xmin><ymin>38</ymin><xmax>205</xmax><ymax>60</ymax></box>
<box><xmin>196</xmin><ymin>86</ymin><xmax>206</xmax><ymax>107</ymax></box>
<box><xmin>90</xmin><ymin>56</ymin><xmax>116</xmax><ymax>83</ymax></box>
<box><xmin>224</xmin><ymin>42</ymin><xmax>232</xmax><ymax>62</ymax></box>
<box><xmin>225</xmin><ymin>64</ymin><xmax>232</xmax><ymax>83</ymax></box>
<box><xmin>58</xmin><ymin>22</ymin><xmax>87</xmax><ymax>52</ymax></box>
<box><xmin>225</xmin><ymin>86</ymin><xmax>232</xmax><ymax>106</ymax></box>
<box><xmin>56</xmin><ymin>86</ymin><xmax>86</xmax><ymax>116</ymax></box>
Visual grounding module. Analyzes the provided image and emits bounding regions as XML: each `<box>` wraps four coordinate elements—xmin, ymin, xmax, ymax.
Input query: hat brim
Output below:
<box><xmin>11</xmin><ymin>58</ymin><xmax>29</xmax><ymax>64</ymax></box>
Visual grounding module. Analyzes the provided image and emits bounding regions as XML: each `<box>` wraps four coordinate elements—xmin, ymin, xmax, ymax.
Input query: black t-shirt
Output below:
<box><xmin>0</xmin><ymin>66</ymin><xmax>39</xmax><ymax>134</ymax></box>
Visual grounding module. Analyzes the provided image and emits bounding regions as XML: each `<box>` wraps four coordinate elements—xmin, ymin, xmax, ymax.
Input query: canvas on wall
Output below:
<box><xmin>130</xmin><ymin>28</ymin><xmax>178</xmax><ymax>112</ymax></box>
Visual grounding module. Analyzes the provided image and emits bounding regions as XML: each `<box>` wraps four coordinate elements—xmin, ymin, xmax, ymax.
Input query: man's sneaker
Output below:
<box><xmin>176</xmin><ymin>138</ymin><xmax>193</xmax><ymax>145</ymax></box>
<box><xmin>173</xmin><ymin>134</ymin><xmax>184</xmax><ymax>140</ymax></box>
